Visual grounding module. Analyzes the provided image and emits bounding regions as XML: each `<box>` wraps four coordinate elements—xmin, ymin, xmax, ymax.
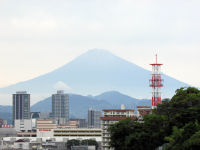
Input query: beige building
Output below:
<box><xmin>64</xmin><ymin>120</ymin><xmax>79</xmax><ymax>128</ymax></box>
<box><xmin>100</xmin><ymin>107</ymin><xmax>137</xmax><ymax>150</ymax></box>
<box><xmin>36</xmin><ymin>119</ymin><xmax>102</xmax><ymax>141</ymax></box>
<box><xmin>53</xmin><ymin>128</ymin><xmax>101</xmax><ymax>140</ymax></box>
<box><xmin>36</xmin><ymin>128</ymin><xmax>102</xmax><ymax>141</ymax></box>
<box><xmin>36</xmin><ymin>120</ymin><xmax>57</xmax><ymax>137</ymax></box>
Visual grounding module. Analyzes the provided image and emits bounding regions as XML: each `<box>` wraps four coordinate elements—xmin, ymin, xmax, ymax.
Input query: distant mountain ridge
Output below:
<box><xmin>31</xmin><ymin>91</ymin><xmax>151</xmax><ymax>119</ymax></box>
<box><xmin>0</xmin><ymin>105</ymin><xmax>12</xmax><ymax>124</ymax></box>
<box><xmin>95</xmin><ymin>91</ymin><xmax>138</xmax><ymax>106</ymax></box>
<box><xmin>0</xmin><ymin>49</ymin><xmax>188</xmax><ymax>105</ymax></box>
<box><xmin>0</xmin><ymin>91</ymin><xmax>151</xmax><ymax>123</ymax></box>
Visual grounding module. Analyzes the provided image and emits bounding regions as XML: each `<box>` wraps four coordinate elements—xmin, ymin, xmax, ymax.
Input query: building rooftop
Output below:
<box><xmin>16</xmin><ymin>91</ymin><xmax>27</xmax><ymax>94</ymax></box>
<box><xmin>102</xmin><ymin>109</ymin><xmax>134</xmax><ymax>112</ymax></box>
<box><xmin>100</xmin><ymin>116</ymin><xmax>137</xmax><ymax>121</ymax></box>
<box><xmin>137</xmin><ymin>106</ymin><xmax>151</xmax><ymax>108</ymax></box>
<box><xmin>57</xmin><ymin>90</ymin><xmax>64</xmax><ymax>94</ymax></box>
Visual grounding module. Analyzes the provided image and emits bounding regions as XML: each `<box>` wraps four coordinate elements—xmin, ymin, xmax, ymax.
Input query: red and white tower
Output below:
<box><xmin>149</xmin><ymin>54</ymin><xmax>163</xmax><ymax>108</ymax></box>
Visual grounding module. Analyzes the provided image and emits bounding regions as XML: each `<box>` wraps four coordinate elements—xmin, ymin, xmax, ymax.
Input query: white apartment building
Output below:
<box><xmin>100</xmin><ymin>107</ymin><xmax>137</xmax><ymax>150</ymax></box>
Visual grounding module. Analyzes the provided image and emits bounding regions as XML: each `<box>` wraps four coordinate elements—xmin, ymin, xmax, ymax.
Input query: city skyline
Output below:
<box><xmin>0</xmin><ymin>0</ymin><xmax>200</xmax><ymax>89</ymax></box>
<box><xmin>0</xmin><ymin>1</ymin><xmax>199</xmax><ymax>149</ymax></box>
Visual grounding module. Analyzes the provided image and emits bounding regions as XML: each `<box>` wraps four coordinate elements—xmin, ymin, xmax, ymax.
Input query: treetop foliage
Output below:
<box><xmin>66</xmin><ymin>139</ymin><xmax>98</xmax><ymax>150</ymax></box>
<box><xmin>109</xmin><ymin>87</ymin><xmax>200</xmax><ymax>150</ymax></box>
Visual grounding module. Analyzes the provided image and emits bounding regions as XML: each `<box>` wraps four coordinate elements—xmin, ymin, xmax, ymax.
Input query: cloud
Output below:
<box><xmin>0</xmin><ymin>0</ymin><xmax>200</xmax><ymax>89</ymax></box>
<box><xmin>53</xmin><ymin>81</ymin><xmax>71</xmax><ymax>91</ymax></box>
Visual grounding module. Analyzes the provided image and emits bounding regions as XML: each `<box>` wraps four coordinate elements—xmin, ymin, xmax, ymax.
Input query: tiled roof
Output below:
<box><xmin>138</xmin><ymin>109</ymin><xmax>152</xmax><ymax>111</ymax></box>
<box><xmin>100</xmin><ymin>116</ymin><xmax>137</xmax><ymax>121</ymax></box>
<box><xmin>137</xmin><ymin>106</ymin><xmax>151</xmax><ymax>108</ymax></box>
<box><xmin>138</xmin><ymin>109</ymin><xmax>152</xmax><ymax>116</ymax></box>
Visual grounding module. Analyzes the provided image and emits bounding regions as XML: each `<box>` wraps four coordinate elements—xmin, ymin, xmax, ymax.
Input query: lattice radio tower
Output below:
<box><xmin>149</xmin><ymin>54</ymin><xmax>163</xmax><ymax>108</ymax></box>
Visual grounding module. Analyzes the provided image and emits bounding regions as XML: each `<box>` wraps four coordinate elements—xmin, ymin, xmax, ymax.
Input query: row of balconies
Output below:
<box><xmin>54</xmin><ymin>134</ymin><xmax>101</xmax><ymax>137</ymax></box>
<box><xmin>54</xmin><ymin>130</ymin><xmax>101</xmax><ymax>133</ymax></box>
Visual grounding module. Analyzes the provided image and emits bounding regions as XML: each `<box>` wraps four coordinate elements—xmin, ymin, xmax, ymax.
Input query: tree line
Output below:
<box><xmin>109</xmin><ymin>87</ymin><xmax>200</xmax><ymax>150</ymax></box>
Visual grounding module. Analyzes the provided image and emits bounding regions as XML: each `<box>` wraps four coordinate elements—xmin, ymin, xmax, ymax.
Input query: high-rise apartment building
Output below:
<box><xmin>100</xmin><ymin>106</ymin><xmax>137</xmax><ymax>150</ymax></box>
<box><xmin>12</xmin><ymin>91</ymin><xmax>30</xmax><ymax>125</ymax></box>
<box><xmin>52</xmin><ymin>90</ymin><xmax>69</xmax><ymax>125</ymax></box>
<box><xmin>88</xmin><ymin>109</ymin><xmax>101</xmax><ymax>128</ymax></box>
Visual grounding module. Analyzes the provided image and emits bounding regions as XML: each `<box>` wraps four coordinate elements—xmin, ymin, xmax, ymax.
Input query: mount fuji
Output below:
<box><xmin>0</xmin><ymin>49</ymin><xmax>188</xmax><ymax>104</ymax></box>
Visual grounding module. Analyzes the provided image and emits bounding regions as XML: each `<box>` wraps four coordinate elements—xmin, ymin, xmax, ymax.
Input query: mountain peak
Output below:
<box><xmin>64</xmin><ymin>48</ymin><xmax>127</xmax><ymax>70</ymax></box>
<box><xmin>76</xmin><ymin>48</ymin><xmax>117</xmax><ymax>61</ymax></box>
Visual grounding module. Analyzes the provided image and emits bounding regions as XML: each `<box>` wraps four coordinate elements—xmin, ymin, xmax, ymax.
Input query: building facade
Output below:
<box><xmin>64</xmin><ymin>119</ymin><xmax>88</xmax><ymax>128</ymax></box>
<box><xmin>88</xmin><ymin>109</ymin><xmax>101</xmax><ymax>128</ymax></box>
<box><xmin>137</xmin><ymin>106</ymin><xmax>152</xmax><ymax>117</ymax></box>
<box><xmin>13</xmin><ymin>91</ymin><xmax>30</xmax><ymax>125</ymax></box>
<box><xmin>76</xmin><ymin>119</ymin><xmax>88</xmax><ymax>128</ymax></box>
<box><xmin>100</xmin><ymin>108</ymin><xmax>137</xmax><ymax>150</ymax></box>
<box><xmin>15</xmin><ymin>119</ymin><xmax>32</xmax><ymax>132</ymax></box>
<box><xmin>52</xmin><ymin>90</ymin><xmax>69</xmax><ymax>125</ymax></box>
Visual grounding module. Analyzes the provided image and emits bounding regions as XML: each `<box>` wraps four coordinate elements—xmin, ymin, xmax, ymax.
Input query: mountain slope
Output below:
<box><xmin>0</xmin><ymin>49</ymin><xmax>188</xmax><ymax>104</ymax></box>
<box><xmin>95</xmin><ymin>91</ymin><xmax>138</xmax><ymax>107</ymax></box>
<box><xmin>0</xmin><ymin>105</ymin><xmax>12</xmax><ymax>124</ymax></box>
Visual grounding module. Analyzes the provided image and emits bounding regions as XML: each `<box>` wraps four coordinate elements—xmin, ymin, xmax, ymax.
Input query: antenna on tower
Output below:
<box><xmin>156</xmin><ymin>54</ymin><xmax>157</xmax><ymax>64</ymax></box>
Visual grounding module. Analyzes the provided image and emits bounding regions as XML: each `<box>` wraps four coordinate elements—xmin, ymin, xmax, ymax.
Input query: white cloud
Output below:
<box><xmin>53</xmin><ymin>81</ymin><xmax>71</xmax><ymax>91</ymax></box>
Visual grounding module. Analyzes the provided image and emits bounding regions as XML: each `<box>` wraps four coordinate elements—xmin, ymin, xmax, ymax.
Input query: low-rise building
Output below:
<box><xmin>0</xmin><ymin>128</ymin><xmax>17</xmax><ymax>137</ymax></box>
<box><xmin>53</xmin><ymin>128</ymin><xmax>101</xmax><ymax>140</ymax></box>
<box><xmin>36</xmin><ymin>119</ymin><xmax>101</xmax><ymax>141</ymax></box>
<box><xmin>37</xmin><ymin>127</ymin><xmax>102</xmax><ymax>141</ymax></box>
<box><xmin>13</xmin><ymin>139</ymin><xmax>30</xmax><ymax>150</ymax></box>
<box><xmin>65</xmin><ymin>120</ymin><xmax>79</xmax><ymax>128</ymax></box>
<box><xmin>70</xmin><ymin>119</ymin><xmax>88</xmax><ymax>128</ymax></box>
<box><xmin>36</xmin><ymin>119</ymin><xmax>57</xmax><ymax>137</ymax></box>
<box><xmin>17</xmin><ymin>131</ymin><xmax>36</xmax><ymax>137</ymax></box>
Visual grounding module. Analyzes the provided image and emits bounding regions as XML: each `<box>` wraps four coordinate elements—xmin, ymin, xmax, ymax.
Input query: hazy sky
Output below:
<box><xmin>0</xmin><ymin>0</ymin><xmax>200</xmax><ymax>88</ymax></box>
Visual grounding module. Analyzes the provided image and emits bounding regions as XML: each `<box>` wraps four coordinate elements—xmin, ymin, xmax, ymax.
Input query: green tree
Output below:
<box><xmin>108</xmin><ymin>118</ymin><xmax>141</xmax><ymax>150</ymax></box>
<box><xmin>108</xmin><ymin>87</ymin><xmax>200</xmax><ymax>150</ymax></box>
<box><xmin>183</xmin><ymin>130</ymin><xmax>200</xmax><ymax>149</ymax></box>
<box><xmin>66</xmin><ymin>139</ymin><xmax>81</xmax><ymax>150</ymax></box>
<box><xmin>165</xmin><ymin>121</ymin><xmax>200</xmax><ymax>150</ymax></box>
<box><xmin>81</xmin><ymin>139</ymin><xmax>98</xmax><ymax>150</ymax></box>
